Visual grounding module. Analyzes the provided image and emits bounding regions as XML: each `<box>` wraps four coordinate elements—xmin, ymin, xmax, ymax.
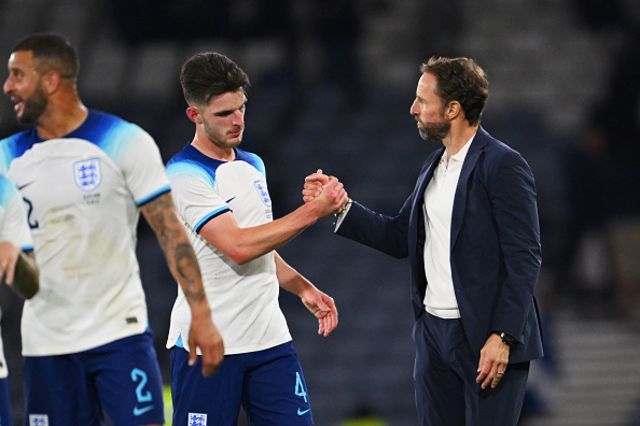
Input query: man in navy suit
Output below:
<box><xmin>304</xmin><ymin>56</ymin><xmax>543</xmax><ymax>425</ymax></box>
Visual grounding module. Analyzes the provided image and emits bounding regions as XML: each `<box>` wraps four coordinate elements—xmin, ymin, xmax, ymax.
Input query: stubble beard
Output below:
<box><xmin>16</xmin><ymin>85</ymin><xmax>48</xmax><ymax>125</ymax></box>
<box><xmin>204</xmin><ymin>124</ymin><xmax>243</xmax><ymax>150</ymax></box>
<box><xmin>418</xmin><ymin>121</ymin><xmax>450</xmax><ymax>142</ymax></box>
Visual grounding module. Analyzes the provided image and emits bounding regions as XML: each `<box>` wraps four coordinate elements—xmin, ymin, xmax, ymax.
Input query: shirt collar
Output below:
<box><xmin>442</xmin><ymin>131</ymin><xmax>477</xmax><ymax>164</ymax></box>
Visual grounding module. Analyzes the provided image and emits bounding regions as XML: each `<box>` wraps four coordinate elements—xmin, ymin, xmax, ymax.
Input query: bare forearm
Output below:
<box><xmin>240</xmin><ymin>203</ymin><xmax>322</xmax><ymax>256</ymax></box>
<box><xmin>141</xmin><ymin>194</ymin><xmax>209</xmax><ymax>313</ymax></box>
<box><xmin>274</xmin><ymin>252</ymin><xmax>311</xmax><ymax>296</ymax></box>
<box><xmin>203</xmin><ymin>179</ymin><xmax>346</xmax><ymax>265</ymax></box>
<box><xmin>13</xmin><ymin>252</ymin><xmax>39</xmax><ymax>299</ymax></box>
<box><xmin>168</xmin><ymin>236</ymin><xmax>207</xmax><ymax>305</ymax></box>
<box><xmin>206</xmin><ymin>201</ymin><xmax>324</xmax><ymax>265</ymax></box>
<box><xmin>274</xmin><ymin>252</ymin><xmax>338</xmax><ymax>336</ymax></box>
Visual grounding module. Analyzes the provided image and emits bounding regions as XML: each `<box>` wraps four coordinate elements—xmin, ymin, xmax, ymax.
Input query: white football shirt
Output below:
<box><xmin>0</xmin><ymin>174</ymin><xmax>33</xmax><ymax>376</ymax></box>
<box><xmin>0</xmin><ymin>110</ymin><xmax>170</xmax><ymax>356</ymax></box>
<box><xmin>166</xmin><ymin>145</ymin><xmax>291</xmax><ymax>355</ymax></box>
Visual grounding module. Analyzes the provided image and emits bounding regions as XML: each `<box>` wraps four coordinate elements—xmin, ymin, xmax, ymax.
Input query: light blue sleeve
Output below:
<box><xmin>100</xmin><ymin>122</ymin><xmax>171</xmax><ymax>206</ymax></box>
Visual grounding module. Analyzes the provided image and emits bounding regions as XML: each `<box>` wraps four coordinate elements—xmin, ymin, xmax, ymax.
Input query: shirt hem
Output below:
<box><xmin>21</xmin><ymin>324</ymin><xmax>147</xmax><ymax>356</ymax></box>
<box><xmin>425</xmin><ymin>305</ymin><xmax>461</xmax><ymax>319</ymax></box>
<box><xmin>167</xmin><ymin>334</ymin><xmax>292</xmax><ymax>356</ymax></box>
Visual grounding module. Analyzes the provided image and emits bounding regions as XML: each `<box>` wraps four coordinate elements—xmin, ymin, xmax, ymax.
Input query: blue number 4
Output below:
<box><xmin>131</xmin><ymin>368</ymin><xmax>153</xmax><ymax>403</ymax></box>
<box><xmin>294</xmin><ymin>372</ymin><xmax>308</xmax><ymax>403</ymax></box>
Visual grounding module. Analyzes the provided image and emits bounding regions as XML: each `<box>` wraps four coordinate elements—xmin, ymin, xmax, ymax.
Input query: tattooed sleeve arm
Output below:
<box><xmin>140</xmin><ymin>192</ymin><xmax>224</xmax><ymax>376</ymax></box>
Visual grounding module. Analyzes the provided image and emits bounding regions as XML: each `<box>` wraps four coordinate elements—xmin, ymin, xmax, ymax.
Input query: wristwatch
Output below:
<box><xmin>335</xmin><ymin>198</ymin><xmax>352</xmax><ymax>216</ymax></box>
<box><xmin>494</xmin><ymin>331</ymin><xmax>516</xmax><ymax>347</ymax></box>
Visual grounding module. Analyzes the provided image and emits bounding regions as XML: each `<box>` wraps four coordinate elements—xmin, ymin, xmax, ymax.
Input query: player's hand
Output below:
<box><xmin>318</xmin><ymin>177</ymin><xmax>348</xmax><ymax>215</ymax></box>
<box><xmin>303</xmin><ymin>169</ymin><xmax>330</xmax><ymax>203</ymax></box>
<box><xmin>299</xmin><ymin>286</ymin><xmax>338</xmax><ymax>337</ymax></box>
<box><xmin>0</xmin><ymin>241</ymin><xmax>20</xmax><ymax>286</ymax></box>
<box><xmin>304</xmin><ymin>172</ymin><xmax>348</xmax><ymax>217</ymax></box>
<box><xmin>188</xmin><ymin>313</ymin><xmax>224</xmax><ymax>377</ymax></box>
<box><xmin>476</xmin><ymin>333</ymin><xmax>510</xmax><ymax>389</ymax></box>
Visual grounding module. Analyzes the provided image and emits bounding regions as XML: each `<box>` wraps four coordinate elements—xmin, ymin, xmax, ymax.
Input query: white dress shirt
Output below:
<box><xmin>423</xmin><ymin>134</ymin><xmax>475</xmax><ymax>319</ymax></box>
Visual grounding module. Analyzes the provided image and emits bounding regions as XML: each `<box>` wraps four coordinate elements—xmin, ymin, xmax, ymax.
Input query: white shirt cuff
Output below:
<box><xmin>333</xmin><ymin>200</ymin><xmax>353</xmax><ymax>232</ymax></box>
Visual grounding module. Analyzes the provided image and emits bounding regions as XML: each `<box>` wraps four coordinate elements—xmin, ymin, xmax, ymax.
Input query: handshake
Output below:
<box><xmin>302</xmin><ymin>169</ymin><xmax>350</xmax><ymax>217</ymax></box>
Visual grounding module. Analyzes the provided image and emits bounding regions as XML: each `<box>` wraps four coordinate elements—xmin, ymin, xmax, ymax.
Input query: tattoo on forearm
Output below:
<box><xmin>144</xmin><ymin>194</ymin><xmax>170</xmax><ymax>245</ymax></box>
<box><xmin>175</xmin><ymin>242</ymin><xmax>205</xmax><ymax>302</ymax></box>
<box><xmin>143</xmin><ymin>194</ymin><xmax>205</xmax><ymax>303</ymax></box>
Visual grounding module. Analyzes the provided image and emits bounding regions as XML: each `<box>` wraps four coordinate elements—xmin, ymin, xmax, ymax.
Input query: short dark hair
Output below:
<box><xmin>180</xmin><ymin>52</ymin><xmax>251</xmax><ymax>105</ymax></box>
<box><xmin>12</xmin><ymin>33</ymin><xmax>79</xmax><ymax>80</ymax></box>
<box><xmin>420</xmin><ymin>57</ymin><xmax>489</xmax><ymax>125</ymax></box>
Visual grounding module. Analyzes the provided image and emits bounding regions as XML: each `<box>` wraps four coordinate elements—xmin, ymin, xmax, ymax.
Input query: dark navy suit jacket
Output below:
<box><xmin>337</xmin><ymin>127</ymin><xmax>543</xmax><ymax>364</ymax></box>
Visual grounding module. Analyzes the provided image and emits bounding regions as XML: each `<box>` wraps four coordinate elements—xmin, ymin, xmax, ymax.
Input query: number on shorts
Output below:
<box><xmin>294</xmin><ymin>372</ymin><xmax>308</xmax><ymax>403</ymax></box>
<box><xmin>130</xmin><ymin>368</ymin><xmax>153</xmax><ymax>403</ymax></box>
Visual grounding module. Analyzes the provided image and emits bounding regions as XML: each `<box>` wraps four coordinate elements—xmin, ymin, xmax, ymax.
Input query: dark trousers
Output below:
<box><xmin>413</xmin><ymin>312</ymin><xmax>530</xmax><ymax>426</ymax></box>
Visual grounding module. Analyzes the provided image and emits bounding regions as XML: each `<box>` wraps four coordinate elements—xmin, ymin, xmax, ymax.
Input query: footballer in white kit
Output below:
<box><xmin>167</xmin><ymin>146</ymin><xmax>291</xmax><ymax>355</ymax></box>
<box><xmin>0</xmin><ymin>110</ymin><xmax>168</xmax><ymax>424</ymax></box>
<box><xmin>166</xmin><ymin>52</ymin><xmax>343</xmax><ymax>426</ymax></box>
<box><xmin>2</xmin><ymin>32</ymin><xmax>223</xmax><ymax>425</ymax></box>
<box><xmin>0</xmin><ymin>173</ymin><xmax>34</xmax><ymax>424</ymax></box>
<box><xmin>167</xmin><ymin>145</ymin><xmax>316</xmax><ymax>425</ymax></box>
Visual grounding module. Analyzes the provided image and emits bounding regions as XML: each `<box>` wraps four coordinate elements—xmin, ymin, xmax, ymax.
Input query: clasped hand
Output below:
<box><xmin>302</xmin><ymin>170</ymin><xmax>348</xmax><ymax>213</ymax></box>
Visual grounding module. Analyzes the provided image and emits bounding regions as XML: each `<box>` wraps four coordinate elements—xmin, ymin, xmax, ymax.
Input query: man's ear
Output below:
<box><xmin>446</xmin><ymin>101</ymin><xmax>461</xmax><ymax>120</ymax></box>
<box><xmin>186</xmin><ymin>105</ymin><xmax>201</xmax><ymax>124</ymax></box>
<box><xmin>41</xmin><ymin>70</ymin><xmax>61</xmax><ymax>95</ymax></box>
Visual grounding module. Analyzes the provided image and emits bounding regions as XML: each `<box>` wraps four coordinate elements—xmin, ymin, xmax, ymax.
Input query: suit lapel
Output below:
<box><xmin>409</xmin><ymin>147</ymin><xmax>443</xmax><ymax>306</ymax></box>
<box><xmin>450</xmin><ymin>128</ymin><xmax>488</xmax><ymax>248</ymax></box>
<box><xmin>410</xmin><ymin>147</ymin><xmax>444</xmax><ymax>226</ymax></box>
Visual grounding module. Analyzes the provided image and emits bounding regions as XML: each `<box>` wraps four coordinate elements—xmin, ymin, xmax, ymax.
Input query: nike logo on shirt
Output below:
<box><xmin>17</xmin><ymin>181</ymin><xmax>35</xmax><ymax>190</ymax></box>
<box><xmin>297</xmin><ymin>408</ymin><xmax>310</xmax><ymax>416</ymax></box>
<box><xmin>225</xmin><ymin>196</ymin><xmax>236</xmax><ymax>203</ymax></box>
<box><xmin>133</xmin><ymin>404</ymin><xmax>154</xmax><ymax>416</ymax></box>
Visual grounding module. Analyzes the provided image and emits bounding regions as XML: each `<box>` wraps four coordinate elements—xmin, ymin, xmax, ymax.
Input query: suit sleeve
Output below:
<box><xmin>487</xmin><ymin>151</ymin><xmax>542</xmax><ymax>342</ymax></box>
<box><xmin>335</xmin><ymin>153</ymin><xmax>439</xmax><ymax>260</ymax></box>
<box><xmin>335</xmin><ymin>195</ymin><xmax>412</xmax><ymax>259</ymax></box>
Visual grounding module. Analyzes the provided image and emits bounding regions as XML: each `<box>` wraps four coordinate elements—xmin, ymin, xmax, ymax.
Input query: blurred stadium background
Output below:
<box><xmin>1</xmin><ymin>0</ymin><xmax>640</xmax><ymax>424</ymax></box>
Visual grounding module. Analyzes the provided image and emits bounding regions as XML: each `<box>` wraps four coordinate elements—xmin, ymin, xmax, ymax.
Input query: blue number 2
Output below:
<box><xmin>130</xmin><ymin>368</ymin><xmax>152</xmax><ymax>403</ymax></box>
<box><xmin>294</xmin><ymin>372</ymin><xmax>308</xmax><ymax>403</ymax></box>
<box><xmin>22</xmin><ymin>197</ymin><xmax>39</xmax><ymax>229</ymax></box>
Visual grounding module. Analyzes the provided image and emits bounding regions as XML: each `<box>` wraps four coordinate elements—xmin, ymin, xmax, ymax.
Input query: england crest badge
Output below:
<box><xmin>29</xmin><ymin>414</ymin><xmax>49</xmax><ymax>426</ymax></box>
<box><xmin>188</xmin><ymin>413</ymin><xmax>207</xmax><ymax>425</ymax></box>
<box><xmin>253</xmin><ymin>180</ymin><xmax>272</xmax><ymax>207</ymax></box>
<box><xmin>74</xmin><ymin>158</ymin><xmax>101</xmax><ymax>191</ymax></box>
